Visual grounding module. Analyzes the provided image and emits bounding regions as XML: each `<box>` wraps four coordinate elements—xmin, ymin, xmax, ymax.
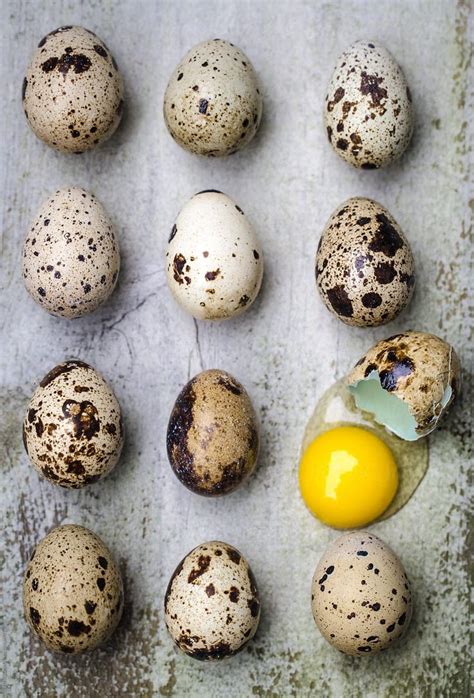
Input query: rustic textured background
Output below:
<box><xmin>1</xmin><ymin>1</ymin><xmax>471</xmax><ymax>695</ymax></box>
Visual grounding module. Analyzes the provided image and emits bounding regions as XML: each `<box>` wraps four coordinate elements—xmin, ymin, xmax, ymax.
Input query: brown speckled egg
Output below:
<box><xmin>163</xmin><ymin>39</ymin><xmax>262</xmax><ymax>156</ymax></box>
<box><xmin>312</xmin><ymin>531</ymin><xmax>412</xmax><ymax>656</ymax></box>
<box><xmin>164</xmin><ymin>541</ymin><xmax>260</xmax><ymax>660</ymax></box>
<box><xmin>347</xmin><ymin>331</ymin><xmax>460</xmax><ymax>440</ymax></box>
<box><xmin>166</xmin><ymin>191</ymin><xmax>263</xmax><ymax>320</ymax></box>
<box><xmin>23</xmin><ymin>524</ymin><xmax>123</xmax><ymax>653</ymax></box>
<box><xmin>325</xmin><ymin>40</ymin><xmax>413</xmax><ymax>169</ymax></box>
<box><xmin>23</xmin><ymin>26</ymin><xmax>124</xmax><ymax>153</ymax></box>
<box><xmin>316</xmin><ymin>198</ymin><xmax>415</xmax><ymax>327</ymax></box>
<box><xmin>22</xmin><ymin>187</ymin><xmax>120</xmax><ymax>318</ymax></box>
<box><xmin>23</xmin><ymin>360</ymin><xmax>123</xmax><ymax>488</ymax></box>
<box><xmin>167</xmin><ymin>369</ymin><xmax>259</xmax><ymax>496</ymax></box>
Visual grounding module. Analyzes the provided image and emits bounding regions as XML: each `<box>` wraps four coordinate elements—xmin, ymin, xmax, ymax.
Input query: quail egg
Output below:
<box><xmin>23</xmin><ymin>26</ymin><xmax>124</xmax><ymax>153</ymax></box>
<box><xmin>23</xmin><ymin>360</ymin><xmax>123</xmax><ymax>488</ymax></box>
<box><xmin>164</xmin><ymin>541</ymin><xmax>261</xmax><ymax>660</ymax></box>
<box><xmin>166</xmin><ymin>190</ymin><xmax>263</xmax><ymax>320</ymax></box>
<box><xmin>312</xmin><ymin>531</ymin><xmax>412</xmax><ymax>655</ymax></box>
<box><xmin>347</xmin><ymin>331</ymin><xmax>460</xmax><ymax>440</ymax></box>
<box><xmin>22</xmin><ymin>187</ymin><xmax>120</xmax><ymax>318</ymax></box>
<box><xmin>325</xmin><ymin>40</ymin><xmax>414</xmax><ymax>168</ymax></box>
<box><xmin>23</xmin><ymin>524</ymin><xmax>124</xmax><ymax>653</ymax></box>
<box><xmin>164</xmin><ymin>39</ymin><xmax>262</xmax><ymax>156</ymax></box>
<box><xmin>167</xmin><ymin>369</ymin><xmax>259</xmax><ymax>495</ymax></box>
<box><xmin>315</xmin><ymin>197</ymin><xmax>415</xmax><ymax>327</ymax></box>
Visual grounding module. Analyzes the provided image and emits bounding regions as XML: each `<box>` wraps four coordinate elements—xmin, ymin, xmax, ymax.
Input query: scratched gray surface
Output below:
<box><xmin>1</xmin><ymin>1</ymin><xmax>472</xmax><ymax>696</ymax></box>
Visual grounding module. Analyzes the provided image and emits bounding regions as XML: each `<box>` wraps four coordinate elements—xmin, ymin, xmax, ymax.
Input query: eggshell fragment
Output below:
<box><xmin>22</xmin><ymin>187</ymin><xmax>120</xmax><ymax>319</ymax></box>
<box><xmin>167</xmin><ymin>369</ymin><xmax>259</xmax><ymax>496</ymax></box>
<box><xmin>164</xmin><ymin>39</ymin><xmax>262</xmax><ymax>156</ymax></box>
<box><xmin>166</xmin><ymin>191</ymin><xmax>263</xmax><ymax>320</ymax></box>
<box><xmin>23</xmin><ymin>26</ymin><xmax>124</xmax><ymax>153</ymax></box>
<box><xmin>347</xmin><ymin>331</ymin><xmax>460</xmax><ymax>440</ymax></box>
<box><xmin>325</xmin><ymin>40</ymin><xmax>414</xmax><ymax>168</ymax></box>
<box><xmin>315</xmin><ymin>198</ymin><xmax>415</xmax><ymax>327</ymax></box>
<box><xmin>23</xmin><ymin>360</ymin><xmax>123</xmax><ymax>488</ymax></box>
<box><xmin>164</xmin><ymin>541</ymin><xmax>260</xmax><ymax>660</ymax></box>
<box><xmin>23</xmin><ymin>524</ymin><xmax>123</xmax><ymax>653</ymax></box>
<box><xmin>312</xmin><ymin>531</ymin><xmax>412</xmax><ymax>655</ymax></box>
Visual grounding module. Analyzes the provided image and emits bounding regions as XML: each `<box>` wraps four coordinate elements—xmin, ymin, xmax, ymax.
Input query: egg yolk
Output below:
<box><xmin>299</xmin><ymin>425</ymin><xmax>398</xmax><ymax>528</ymax></box>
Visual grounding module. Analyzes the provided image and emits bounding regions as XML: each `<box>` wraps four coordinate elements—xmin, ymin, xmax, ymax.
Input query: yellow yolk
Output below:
<box><xmin>299</xmin><ymin>425</ymin><xmax>398</xmax><ymax>528</ymax></box>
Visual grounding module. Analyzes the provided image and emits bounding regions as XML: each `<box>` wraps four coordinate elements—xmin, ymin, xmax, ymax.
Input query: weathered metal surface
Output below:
<box><xmin>1</xmin><ymin>0</ymin><xmax>471</xmax><ymax>695</ymax></box>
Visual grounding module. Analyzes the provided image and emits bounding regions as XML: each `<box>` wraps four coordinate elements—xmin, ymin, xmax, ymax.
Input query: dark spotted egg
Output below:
<box><xmin>166</xmin><ymin>191</ymin><xmax>263</xmax><ymax>320</ymax></box>
<box><xmin>23</xmin><ymin>360</ymin><xmax>123</xmax><ymax>488</ymax></box>
<box><xmin>23</xmin><ymin>524</ymin><xmax>123</xmax><ymax>653</ymax></box>
<box><xmin>22</xmin><ymin>187</ymin><xmax>120</xmax><ymax>318</ymax></box>
<box><xmin>23</xmin><ymin>26</ymin><xmax>124</xmax><ymax>153</ymax></box>
<box><xmin>312</xmin><ymin>531</ymin><xmax>412</xmax><ymax>656</ymax></box>
<box><xmin>315</xmin><ymin>198</ymin><xmax>415</xmax><ymax>327</ymax></box>
<box><xmin>164</xmin><ymin>541</ymin><xmax>261</xmax><ymax>660</ymax></box>
<box><xmin>347</xmin><ymin>331</ymin><xmax>460</xmax><ymax>440</ymax></box>
<box><xmin>325</xmin><ymin>40</ymin><xmax>414</xmax><ymax>169</ymax></box>
<box><xmin>163</xmin><ymin>39</ymin><xmax>262</xmax><ymax>156</ymax></box>
<box><xmin>167</xmin><ymin>369</ymin><xmax>259</xmax><ymax>496</ymax></box>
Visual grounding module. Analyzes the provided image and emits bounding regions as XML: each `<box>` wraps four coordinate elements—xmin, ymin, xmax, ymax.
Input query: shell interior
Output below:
<box><xmin>348</xmin><ymin>370</ymin><xmax>453</xmax><ymax>441</ymax></box>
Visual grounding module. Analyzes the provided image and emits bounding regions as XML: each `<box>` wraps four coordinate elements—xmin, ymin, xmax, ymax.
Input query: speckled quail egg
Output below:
<box><xmin>23</xmin><ymin>524</ymin><xmax>123</xmax><ymax>653</ymax></box>
<box><xmin>325</xmin><ymin>40</ymin><xmax>414</xmax><ymax>169</ymax></box>
<box><xmin>315</xmin><ymin>198</ymin><xmax>415</xmax><ymax>327</ymax></box>
<box><xmin>167</xmin><ymin>369</ymin><xmax>259</xmax><ymax>496</ymax></box>
<box><xmin>312</xmin><ymin>531</ymin><xmax>412</xmax><ymax>655</ymax></box>
<box><xmin>347</xmin><ymin>331</ymin><xmax>460</xmax><ymax>440</ymax></box>
<box><xmin>164</xmin><ymin>541</ymin><xmax>260</xmax><ymax>660</ymax></box>
<box><xmin>23</xmin><ymin>26</ymin><xmax>124</xmax><ymax>153</ymax></box>
<box><xmin>23</xmin><ymin>360</ymin><xmax>123</xmax><ymax>488</ymax></box>
<box><xmin>166</xmin><ymin>190</ymin><xmax>263</xmax><ymax>320</ymax></box>
<box><xmin>22</xmin><ymin>187</ymin><xmax>120</xmax><ymax>318</ymax></box>
<box><xmin>163</xmin><ymin>39</ymin><xmax>262</xmax><ymax>156</ymax></box>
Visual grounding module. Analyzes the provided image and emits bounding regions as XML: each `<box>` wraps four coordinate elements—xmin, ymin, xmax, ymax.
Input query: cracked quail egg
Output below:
<box><xmin>23</xmin><ymin>524</ymin><xmax>124</xmax><ymax>653</ymax></box>
<box><xmin>347</xmin><ymin>331</ymin><xmax>460</xmax><ymax>440</ymax></box>
<box><xmin>164</xmin><ymin>38</ymin><xmax>262</xmax><ymax>156</ymax></box>
<box><xmin>316</xmin><ymin>198</ymin><xmax>415</xmax><ymax>327</ymax></box>
<box><xmin>23</xmin><ymin>360</ymin><xmax>124</xmax><ymax>488</ymax></box>
<box><xmin>22</xmin><ymin>187</ymin><xmax>120</xmax><ymax>318</ymax></box>
<box><xmin>23</xmin><ymin>25</ymin><xmax>124</xmax><ymax>153</ymax></box>
<box><xmin>167</xmin><ymin>369</ymin><xmax>259</xmax><ymax>496</ymax></box>
<box><xmin>312</xmin><ymin>531</ymin><xmax>413</xmax><ymax>655</ymax></box>
<box><xmin>164</xmin><ymin>541</ymin><xmax>261</xmax><ymax>660</ymax></box>
<box><xmin>325</xmin><ymin>40</ymin><xmax>414</xmax><ymax>169</ymax></box>
<box><xmin>166</xmin><ymin>190</ymin><xmax>263</xmax><ymax>320</ymax></box>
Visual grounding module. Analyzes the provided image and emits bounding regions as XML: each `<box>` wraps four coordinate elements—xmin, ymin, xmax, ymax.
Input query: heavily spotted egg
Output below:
<box><xmin>23</xmin><ymin>524</ymin><xmax>124</xmax><ymax>653</ymax></box>
<box><xmin>23</xmin><ymin>360</ymin><xmax>123</xmax><ymax>488</ymax></box>
<box><xmin>325</xmin><ymin>40</ymin><xmax>414</xmax><ymax>169</ymax></box>
<box><xmin>23</xmin><ymin>26</ymin><xmax>124</xmax><ymax>153</ymax></box>
<box><xmin>164</xmin><ymin>541</ymin><xmax>261</xmax><ymax>660</ymax></box>
<box><xmin>315</xmin><ymin>198</ymin><xmax>415</xmax><ymax>327</ymax></box>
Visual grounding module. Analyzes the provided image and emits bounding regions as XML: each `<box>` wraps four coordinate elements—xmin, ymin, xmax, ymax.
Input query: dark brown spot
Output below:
<box><xmin>98</xmin><ymin>556</ymin><xmax>108</xmax><ymax>570</ymax></box>
<box><xmin>336</xmin><ymin>138</ymin><xmax>348</xmax><ymax>151</ymax></box>
<box><xmin>40</xmin><ymin>360</ymin><xmax>91</xmax><ymax>388</ymax></box>
<box><xmin>357</xmin><ymin>217</ymin><xmax>371</xmax><ymax>226</ymax></box>
<box><xmin>173</xmin><ymin>253</ymin><xmax>187</xmax><ymax>284</ymax></box>
<box><xmin>374</xmin><ymin>261</ymin><xmax>397</xmax><ymax>284</ymax></box>
<box><xmin>105</xmin><ymin>423</ymin><xmax>117</xmax><ymax>435</ymax></box>
<box><xmin>205</xmin><ymin>269</ymin><xmax>220</xmax><ymax>281</ymax></box>
<box><xmin>188</xmin><ymin>555</ymin><xmax>211</xmax><ymax>583</ymax></box>
<box><xmin>369</xmin><ymin>214</ymin><xmax>404</xmax><ymax>258</ymax></box>
<box><xmin>93</xmin><ymin>44</ymin><xmax>108</xmax><ymax>58</ymax></box>
<box><xmin>217</xmin><ymin>376</ymin><xmax>242</xmax><ymax>396</ymax></box>
<box><xmin>327</xmin><ymin>86</ymin><xmax>345</xmax><ymax>112</ymax></box>
<box><xmin>379</xmin><ymin>355</ymin><xmax>415</xmax><ymax>391</ymax></box>
<box><xmin>198</xmin><ymin>98</ymin><xmax>209</xmax><ymax>114</ymax></box>
<box><xmin>185</xmin><ymin>641</ymin><xmax>233</xmax><ymax>661</ymax></box>
<box><xmin>228</xmin><ymin>586</ymin><xmax>240</xmax><ymax>602</ymax></box>
<box><xmin>62</xmin><ymin>400</ymin><xmax>100</xmax><ymax>440</ymax></box>
<box><xmin>248</xmin><ymin>597</ymin><xmax>260</xmax><ymax>617</ymax></box>
<box><xmin>169</xmin><ymin>224</ymin><xmax>177</xmax><ymax>243</ymax></box>
<box><xmin>362</xmin><ymin>292</ymin><xmax>382</xmax><ymax>308</ymax></box>
<box><xmin>67</xmin><ymin>619</ymin><xmax>90</xmax><ymax>636</ymax></box>
<box><xmin>205</xmin><ymin>584</ymin><xmax>215</xmax><ymax>597</ymax></box>
<box><xmin>97</xmin><ymin>577</ymin><xmax>106</xmax><ymax>591</ymax></box>
<box><xmin>22</xmin><ymin>77</ymin><xmax>28</xmax><ymax>100</ymax></box>
<box><xmin>360</xmin><ymin>72</ymin><xmax>387</xmax><ymax>106</ymax></box>
<box><xmin>84</xmin><ymin>600</ymin><xmax>96</xmax><ymax>614</ymax></box>
<box><xmin>238</xmin><ymin>294</ymin><xmax>250</xmax><ymax>307</ymax></box>
<box><xmin>30</xmin><ymin>607</ymin><xmax>41</xmax><ymax>627</ymax></box>
<box><xmin>326</xmin><ymin>285</ymin><xmax>353</xmax><ymax>318</ymax></box>
<box><xmin>226</xmin><ymin>547</ymin><xmax>242</xmax><ymax>564</ymax></box>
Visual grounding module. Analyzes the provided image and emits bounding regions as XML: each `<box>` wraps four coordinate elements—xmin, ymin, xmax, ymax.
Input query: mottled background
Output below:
<box><xmin>1</xmin><ymin>1</ymin><xmax>471</xmax><ymax>696</ymax></box>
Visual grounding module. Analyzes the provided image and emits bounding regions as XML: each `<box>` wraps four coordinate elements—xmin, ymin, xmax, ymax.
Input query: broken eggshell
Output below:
<box><xmin>347</xmin><ymin>331</ymin><xmax>460</xmax><ymax>440</ymax></box>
